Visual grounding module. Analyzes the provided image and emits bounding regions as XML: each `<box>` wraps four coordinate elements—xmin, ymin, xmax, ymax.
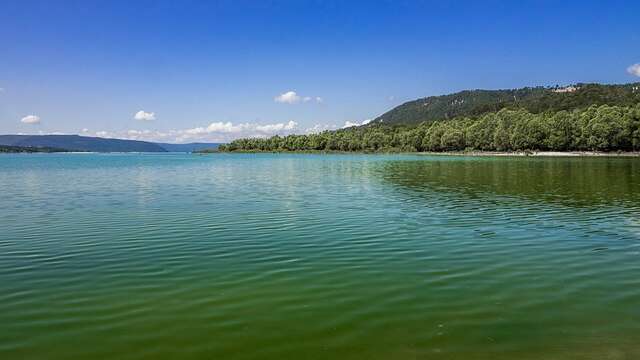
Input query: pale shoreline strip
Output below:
<box><xmin>417</xmin><ymin>151</ymin><xmax>640</xmax><ymax>157</ymax></box>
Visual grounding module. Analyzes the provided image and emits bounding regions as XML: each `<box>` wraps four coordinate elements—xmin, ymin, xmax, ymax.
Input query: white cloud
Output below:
<box><xmin>206</xmin><ymin>122</ymin><xmax>246</xmax><ymax>133</ymax></box>
<box><xmin>20</xmin><ymin>115</ymin><xmax>41</xmax><ymax>124</ymax></box>
<box><xmin>274</xmin><ymin>91</ymin><xmax>323</xmax><ymax>104</ymax></box>
<box><xmin>275</xmin><ymin>91</ymin><xmax>301</xmax><ymax>104</ymax></box>
<box><xmin>255</xmin><ymin>121</ymin><xmax>298</xmax><ymax>132</ymax></box>
<box><xmin>89</xmin><ymin>120</ymin><xmax>302</xmax><ymax>143</ymax></box>
<box><xmin>134</xmin><ymin>110</ymin><xmax>156</xmax><ymax>121</ymax></box>
<box><xmin>628</xmin><ymin>63</ymin><xmax>640</xmax><ymax>77</ymax></box>
<box><xmin>305</xmin><ymin>123</ymin><xmax>338</xmax><ymax>134</ymax></box>
<box><xmin>342</xmin><ymin>119</ymin><xmax>372</xmax><ymax>128</ymax></box>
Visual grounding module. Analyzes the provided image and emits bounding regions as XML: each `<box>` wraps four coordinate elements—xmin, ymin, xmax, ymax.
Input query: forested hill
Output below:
<box><xmin>221</xmin><ymin>103</ymin><xmax>640</xmax><ymax>153</ymax></box>
<box><xmin>374</xmin><ymin>83</ymin><xmax>640</xmax><ymax>125</ymax></box>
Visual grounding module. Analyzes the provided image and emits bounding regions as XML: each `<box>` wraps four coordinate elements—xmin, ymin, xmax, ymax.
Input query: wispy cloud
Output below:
<box><xmin>255</xmin><ymin>121</ymin><xmax>297</xmax><ymax>132</ymax></box>
<box><xmin>304</xmin><ymin>119</ymin><xmax>370</xmax><ymax>133</ymax></box>
<box><xmin>628</xmin><ymin>63</ymin><xmax>640</xmax><ymax>77</ymax></box>
<box><xmin>134</xmin><ymin>110</ymin><xmax>156</xmax><ymax>121</ymax></box>
<box><xmin>89</xmin><ymin>120</ymin><xmax>300</xmax><ymax>143</ymax></box>
<box><xmin>305</xmin><ymin>123</ymin><xmax>338</xmax><ymax>134</ymax></box>
<box><xmin>342</xmin><ymin>119</ymin><xmax>372</xmax><ymax>128</ymax></box>
<box><xmin>20</xmin><ymin>115</ymin><xmax>41</xmax><ymax>124</ymax></box>
<box><xmin>274</xmin><ymin>91</ymin><xmax>323</xmax><ymax>104</ymax></box>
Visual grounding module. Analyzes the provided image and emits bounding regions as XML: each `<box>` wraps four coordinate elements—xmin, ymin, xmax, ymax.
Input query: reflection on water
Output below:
<box><xmin>377</xmin><ymin>156</ymin><xmax>640</xmax><ymax>209</ymax></box>
<box><xmin>0</xmin><ymin>153</ymin><xmax>639</xmax><ymax>360</ymax></box>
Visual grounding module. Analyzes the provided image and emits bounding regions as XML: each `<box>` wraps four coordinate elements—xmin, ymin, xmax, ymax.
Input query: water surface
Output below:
<box><xmin>1</xmin><ymin>153</ymin><xmax>639</xmax><ymax>359</ymax></box>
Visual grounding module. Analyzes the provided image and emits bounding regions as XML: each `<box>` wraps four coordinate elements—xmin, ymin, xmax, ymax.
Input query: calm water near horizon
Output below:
<box><xmin>1</xmin><ymin>153</ymin><xmax>639</xmax><ymax>359</ymax></box>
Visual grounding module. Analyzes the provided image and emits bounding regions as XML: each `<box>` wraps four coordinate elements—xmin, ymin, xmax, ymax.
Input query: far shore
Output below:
<box><xmin>205</xmin><ymin>149</ymin><xmax>640</xmax><ymax>157</ymax></box>
<box><xmin>417</xmin><ymin>151</ymin><xmax>640</xmax><ymax>157</ymax></box>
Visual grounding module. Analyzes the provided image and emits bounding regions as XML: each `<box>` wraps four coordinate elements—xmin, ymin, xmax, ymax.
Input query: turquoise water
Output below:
<box><xmin>1</xmin><ymin>153</ymin><xmax>639</xmax><ymax>359</ymax></box>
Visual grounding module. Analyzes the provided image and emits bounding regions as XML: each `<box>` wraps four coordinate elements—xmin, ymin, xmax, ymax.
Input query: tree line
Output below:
<box><xmin>0</xmin><ymin>145</ymin><xmax>70</xmax><ymax>153</ymax></box>
<box><xmin>219</xmin><ymin>104</ymin><xmax>640</xmax><ymax>153</ymax></box>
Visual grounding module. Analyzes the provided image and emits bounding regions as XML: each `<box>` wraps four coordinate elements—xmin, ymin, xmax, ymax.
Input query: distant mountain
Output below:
<box><xmin>0</xmin><ymin>135</ymin><xmax>167</xmax><ymax>152</ymax></box>
<box><xmin>0</xmin><ymin>144</ymin><xmax>70</xmax><ymax>153</ymax></box>
<box><xmin>156</xmin><ymin>142</ymin><xmax>221</xmax><ymax>152</ymax></box>
<box><xmin>0</xmin><ymin>135</ymin><xmax>224</xmax><ymax>153</ymax></box>
<box><xmin>374</xmin><ymin>83</ymin><xmax>640</xmax><ymax>125</ymax></box>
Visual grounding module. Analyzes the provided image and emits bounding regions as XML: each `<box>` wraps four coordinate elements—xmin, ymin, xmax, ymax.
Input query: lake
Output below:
<box><xmin>1</xmin><ymin>153</ymin><xmax>639</xmax><ymax>359</ymax></box>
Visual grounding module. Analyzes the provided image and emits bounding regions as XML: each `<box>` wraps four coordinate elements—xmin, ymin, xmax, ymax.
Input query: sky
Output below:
<box><xmin>1</xmin><ymin>0</ymin><xmax>639</xmax><ymax>143</ymax></box>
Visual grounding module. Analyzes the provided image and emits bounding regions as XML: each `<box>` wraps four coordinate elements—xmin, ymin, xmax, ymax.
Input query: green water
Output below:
<box><xmin>1</xmin><ymin>153</ymin><xmax>639</xmax><ymax>359</ymax></box>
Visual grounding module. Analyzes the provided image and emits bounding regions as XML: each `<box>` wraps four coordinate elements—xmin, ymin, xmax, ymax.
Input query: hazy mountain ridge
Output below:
<box><xmin>0</xmin><ymin>135</ymin><xmax>167</xmax><ymax>152</ymax></box>
<box><xmin>0</xmin><ymin>135</ymin><xmax>221</xmax><ymax>153</ymax></box>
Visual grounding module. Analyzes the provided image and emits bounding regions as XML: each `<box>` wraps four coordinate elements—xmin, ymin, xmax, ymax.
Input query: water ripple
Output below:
<box><xmin>0</xmin><ymin>153</ymin><xmax>639</xmax><ymax>359</ymax></box>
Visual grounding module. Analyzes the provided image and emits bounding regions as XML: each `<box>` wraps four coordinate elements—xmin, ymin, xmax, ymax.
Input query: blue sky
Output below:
<box><xmin>1</xmin><ymin>0</ymin><xmax>639</xmax><ymax>142</ymax></box>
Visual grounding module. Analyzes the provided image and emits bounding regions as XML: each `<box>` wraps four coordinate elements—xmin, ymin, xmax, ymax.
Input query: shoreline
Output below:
<box><xmin>207</xmin><ymin>150</ymin><xmax>640</xmax><ymax>157</ymax></box>
<box><xmin>3</xmin><ymin>150</ymin><xmax>638</xmax><ymax>157</ymax></box>
<box><xmin>417</xmin><ymin>151</ymin><xmax>640</xmax><ymax>157</ymax></box>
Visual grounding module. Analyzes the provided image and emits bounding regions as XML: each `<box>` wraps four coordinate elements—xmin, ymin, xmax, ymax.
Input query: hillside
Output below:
<box><xmin>221</xmin><ymin>101</ymin><xmax>640</xmax><ymax>153</ymax></box>
<box><xmin>374</xmin><ymin>83</ymin><xmax>640</xmax><ymax>125</ymax></box>
<box><xmin>0</xmin><ymin>135</ymin><xmax>167</xmax><ymax>152</ymax></box>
